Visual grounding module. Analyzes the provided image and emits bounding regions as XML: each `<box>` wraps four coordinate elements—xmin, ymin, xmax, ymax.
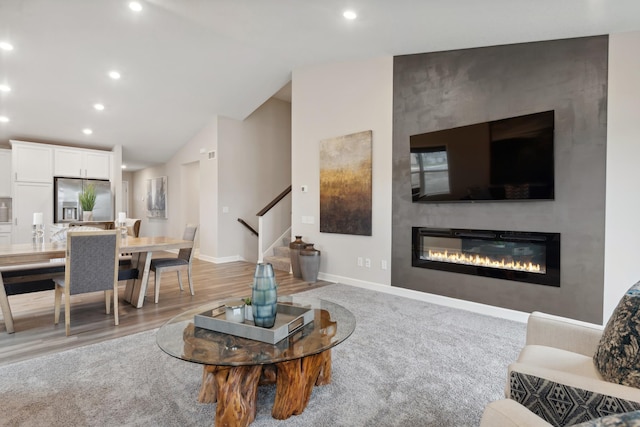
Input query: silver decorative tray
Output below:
<box><xmin>194</xmin><ymin>303</ymin><xmax>314</xmax><ymax>344</ymax></box>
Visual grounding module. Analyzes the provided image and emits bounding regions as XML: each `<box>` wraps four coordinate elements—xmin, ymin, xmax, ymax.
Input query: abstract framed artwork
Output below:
<box><xmin>319</xmin><ymin>130</ymin><xmax>372</xmax><ymax>236</ymax></box>
<box><xmin>146</xmin><ymin>176</ymin><xmax>167</xmax><ymax>219</ymax></box>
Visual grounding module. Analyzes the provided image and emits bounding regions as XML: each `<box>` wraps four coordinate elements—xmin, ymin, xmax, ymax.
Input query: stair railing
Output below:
<box><xmin>256</xmin><ymin>186</ymin><xmax>292</xmax><ymax>262</ymax></box>
<box><xmin>237</xmin><ymin>218</ymin><xmax>258</xmax><ymax>236</ymax></box>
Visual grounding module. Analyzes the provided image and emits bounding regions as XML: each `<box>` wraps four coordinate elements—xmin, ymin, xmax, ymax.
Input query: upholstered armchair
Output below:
<box><xmin>481</xmin><ymin>282</ymin><xmax>640</xmax><ymax>427</ymax></box>
<box><xmin>481</xmin><ymin>400</ymin><xmax>640</xmax><ymax>427</ymax></box>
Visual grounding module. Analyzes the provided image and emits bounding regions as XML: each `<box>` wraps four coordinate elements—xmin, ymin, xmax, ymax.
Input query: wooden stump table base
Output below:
<box><xmin>272</xmin><ymin>350</ymin><xmax>326</xmax><ymax>419</ymax></box>
<box><xmin>198</xmin><ymin>365</ymin><xmax>262</xmax><ymax>427</ymax></box>
<box><xmin>198</xmin><ymin>349</ymin><xmax>333</xmax><ymax>425</ymax></box>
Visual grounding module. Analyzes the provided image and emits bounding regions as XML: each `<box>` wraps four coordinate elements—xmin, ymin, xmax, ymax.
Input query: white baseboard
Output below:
<box><xmin>318</xmin><ymin>272</ymin><xmax>528</xmax><ymax>323</ymax></box>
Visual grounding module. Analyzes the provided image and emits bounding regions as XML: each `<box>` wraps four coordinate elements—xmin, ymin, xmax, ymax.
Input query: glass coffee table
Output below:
<box><xmin>156</xmin><ymin>295</ymin><xmax>356</xmax><ymax>427</ymax></box>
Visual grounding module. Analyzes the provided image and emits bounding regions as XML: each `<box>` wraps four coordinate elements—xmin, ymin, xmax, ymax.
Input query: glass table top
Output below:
<box><xmin>156</xmin><ymin>295</ymin><xmax>356</xmax><ymax>366</ymax></box>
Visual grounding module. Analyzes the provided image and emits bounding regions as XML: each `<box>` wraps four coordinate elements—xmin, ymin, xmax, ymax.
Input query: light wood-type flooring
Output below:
<box><xmin>0</xmin><ymin>256</ymin><xmax>331</xmax><ymax>367</ymax></box>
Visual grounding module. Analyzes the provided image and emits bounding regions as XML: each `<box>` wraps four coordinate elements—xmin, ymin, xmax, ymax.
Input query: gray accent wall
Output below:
<box><xmin>391</xmin><ymin>36</ymin><xmax>608</xmax><ymax>323</ymax></box>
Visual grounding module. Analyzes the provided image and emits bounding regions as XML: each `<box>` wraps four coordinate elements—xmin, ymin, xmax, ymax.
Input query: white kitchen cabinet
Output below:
<box><xmin>0</xmin><ymin>149</ymin><xmax>11</xmax><ymax>197</ymax></box>
<box><xmin>12</xmin><ymin>182</ymin><xmax>53</xmax><ymax>244</ymax></box>
<box><xmin>11</xmin><ymin>141</ymin><xmax>53</xmax><ymax>183</ymax></box>
<box><xmin>0</xmin><ymin>233</ymin><xmax>10</xmax><ymax>245</ymax></box>
<box><xmin>84</xmin><ymin>151</ymin><xmax>111</xmax><ymax>179</ymax></box>
<box><xmin>53</xmin><ymin>148</ymin><xmax>82</xmax><ymax>177</ymax></box>
<box><xmin>0</xmin><ymin>224</ymin><xmax>11</xmax><ymax>245</ymax></box>
<box><xmin>54</xmin><ymin>147</ymin><xmax>111</xmax><ymax>179</ymax></box>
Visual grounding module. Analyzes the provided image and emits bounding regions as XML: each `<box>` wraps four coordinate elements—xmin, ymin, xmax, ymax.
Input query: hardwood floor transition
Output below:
<box><xmin>0</xmin><ymin>255</ymin><xmax>332</xmax><ymax>367</ymax></box>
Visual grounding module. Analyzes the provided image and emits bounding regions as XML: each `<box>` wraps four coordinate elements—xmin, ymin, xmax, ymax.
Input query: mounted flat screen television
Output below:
<box><xmin>410</xmin><ymin>110</ymin><xmax>555</xmax><ymax>203</ymax></box>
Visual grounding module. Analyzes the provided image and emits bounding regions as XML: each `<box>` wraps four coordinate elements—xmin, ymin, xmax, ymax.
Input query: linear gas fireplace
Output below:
<box><xmin>412</xmin><ymin>227</ymin><xmax>560</xmax><ymax>286</ymax></box>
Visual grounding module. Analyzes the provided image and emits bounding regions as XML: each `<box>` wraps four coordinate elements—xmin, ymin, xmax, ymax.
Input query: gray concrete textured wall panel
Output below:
<box><xmin>392</xmin><ymin>36</ymin><xmax>608</xmax><ymax>323</ymax></box>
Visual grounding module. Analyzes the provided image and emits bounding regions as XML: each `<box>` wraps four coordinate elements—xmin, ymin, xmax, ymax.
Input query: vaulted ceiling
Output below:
<box><xmin>1</xmin><ymin>0</ymin><xmax>639</xmax><ymax>170</ymax></box>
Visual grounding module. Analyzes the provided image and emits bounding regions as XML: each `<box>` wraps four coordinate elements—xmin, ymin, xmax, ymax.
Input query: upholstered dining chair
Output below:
<box><xmin>119</xmin><ymin>217</ymin><xmax>141</xmax><ymax>260</ymax></box>
<box><xmin>124</xmin><ymin>218</ymin><xmax>141</xmax><ymax>237</ymax></box>
<box><xmin>150</xmin><ymin>224</ymin><xmax>198</xmax><ymax>304</ymax></box>
<box><xmin>53</xmin><ymin>230</ymin><xmax>120</xmax><ymax>336</ymax></box>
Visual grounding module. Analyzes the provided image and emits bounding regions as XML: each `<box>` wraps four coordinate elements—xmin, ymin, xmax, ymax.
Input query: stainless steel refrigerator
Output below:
<box><xmin>54</xmin><ymin>177</ymin><xmax>113</xmax><ymax>223</ymax></box>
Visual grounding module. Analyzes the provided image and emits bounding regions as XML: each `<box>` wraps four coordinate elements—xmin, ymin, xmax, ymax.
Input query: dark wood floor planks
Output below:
<box><xmin>0</xmin><ymin>256</ymin><xmax>330</xmax><ymax>367</ymax></box>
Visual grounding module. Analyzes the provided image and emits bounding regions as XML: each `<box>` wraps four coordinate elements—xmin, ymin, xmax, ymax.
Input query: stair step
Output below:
<box><xmin>264</xmin><ymin>255</ymin><xmax>290</xmax><ymax>273</ymax></box>
<box><xmin>273</xmin><ymin>246</ymin><xmax>290</xmax><ymax>258</ymax></box>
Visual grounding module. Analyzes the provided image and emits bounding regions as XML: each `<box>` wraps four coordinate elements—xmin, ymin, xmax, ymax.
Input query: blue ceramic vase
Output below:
<box><xmin>251</xmin><ymin>263</ymin><xmax>277</xmax><ymax>328</ymax></box>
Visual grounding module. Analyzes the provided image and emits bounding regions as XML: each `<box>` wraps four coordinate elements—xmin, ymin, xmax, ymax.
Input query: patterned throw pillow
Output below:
<box><xmin>571</xmin><ymin>409</ymin><xmax>640</xmax><ymax>426</ymax></box>
<box><xmin>593</xmin><ymin>281</ymin><xmax>640</xmax><ymax>387</ymax></box>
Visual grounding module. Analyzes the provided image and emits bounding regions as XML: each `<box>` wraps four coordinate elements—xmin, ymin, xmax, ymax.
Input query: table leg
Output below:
<box><xmin>129</xmin><ymin>251</ymin><xmax>151</xmax><ymax>308</ymax></box>
<box><xmin>199</xmin><ymin>364</ymin><xmax>262</xmax><ymax>427</ymax></box>
<box><xmin>0</xmin><ymin>274</ymin><xmax>15</xmax><ymax>334</ymax></box>
<box><xmin>272</xmin><ymin>350</ymin><xmax>330</xmax><ymax>419</ymax></box>
<box><xmin>199</xmin><ymin>365</ymin><xmax>219</xmax><ymax>404</ymax></box>
<box><xmin>122</xmin><ymin>253</ymin><xmax>141</xmax><ymax>304</ymax></box>
<box><xmin>316</xmin><ymin>349</ymin><xmax>332</xmax><ymax>385</ymax></box>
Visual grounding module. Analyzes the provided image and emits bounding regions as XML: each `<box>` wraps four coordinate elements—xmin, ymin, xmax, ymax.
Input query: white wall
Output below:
<box><xmin>183</xmin><ymin>162</ymin><xmax>200</xmax><ymax>226</ymax></box>
<box><xmin>131</xmin><ymin>98</ymin><xmax>291</xmax><ymax>263</ymax></box>
<box><xmin>121</xmin><ymin>170</ymin><xmax>134</xmax><ymax>216</ymax></box>
<box><xmin>604</xmin><ymin>31</ymin><xmax>640</xmax><ymax>321</ymax></box>
<box><xmin>218</xmin><ymin>98</ymin><xmax>292</xmax><ymax>262</ymax></box>
<box><xmin>111</xmin><ymin>145</ymin><xmax>123</xmax><ymax>216</ymax></box>
<box><xmin>184</xmin><ymin>161</ymin><xmax>200</xmax><ymax>250</ymax></box>
<box><xmin>132</xmin><ymin>116</ymin><xmax>217</xmax><ymax>248</ymax></box>
<box><xmin>291</xmin><ymin>57</ymin><xmax>393</xmax><ymax>286</ymax></box>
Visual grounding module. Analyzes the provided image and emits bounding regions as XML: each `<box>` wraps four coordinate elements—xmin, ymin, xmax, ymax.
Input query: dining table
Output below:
<box><xmin>0</xmin><ymin>235</ymin><xmax>194</xmax><ymax>334</ymax></box>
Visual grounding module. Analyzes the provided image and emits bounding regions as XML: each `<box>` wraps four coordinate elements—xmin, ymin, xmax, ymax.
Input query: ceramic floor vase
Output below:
<box><xmin>251</xmin><ymin>262</ymin><xmax>277</xmax><ymax>328</ymax></box>
<box><xmin>299</xmin><ymin>244</ymin><xmax>321</xmax><ymax>283</ymax></box>
<box><xmin>289</xmin><ymin>236</ymin><xmax>306</xmax><ymax>279</ymax></box>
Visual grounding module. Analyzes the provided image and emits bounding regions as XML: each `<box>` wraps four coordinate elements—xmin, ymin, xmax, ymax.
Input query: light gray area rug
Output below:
<box><xmin>0</xmin><ymin>284</ymin><xmax>526</xmax><ymax>427</ymax></box>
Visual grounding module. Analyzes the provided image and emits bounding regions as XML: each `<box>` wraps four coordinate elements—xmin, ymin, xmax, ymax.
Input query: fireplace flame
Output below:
<box><xmin>425</xmin><ymin>249</ymin><xmax>544</xmax><ymax>274</ymax></box>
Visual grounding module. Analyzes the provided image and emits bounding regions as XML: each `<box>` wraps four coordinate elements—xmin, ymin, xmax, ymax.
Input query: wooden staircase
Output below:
<box><xmin>264</xmin><ymin>238</ymin><xmax>291</xmax><ymax>273</ymax></box>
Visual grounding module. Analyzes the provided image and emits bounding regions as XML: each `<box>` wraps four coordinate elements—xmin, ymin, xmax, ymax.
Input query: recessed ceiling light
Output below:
<box><xmin>129</xmin><ymin>2</ymin><xmax>142</xmax><ymax>12</ymax></box>
<box><xmin>0</xmin><ymin>116</ymin><xmax>9</xmax><ymax>123</ymax></box>
<box><xmin>0</xmin><ymin>85</ymin><xmax>10</xmax><ymax>92</ymax></box>
<box><xmin>108</xmin><ymin>71</ymin><xmax>121</xmax><ymax>80</ymax></box>
<box><xmin>343</xmin><ymin>10</ymin><xmax>357</xmax><ymax>20</ymax></box>
<box><xmin>82</xmin><ymin>128</ymin><xmax>93</xmax><ymax>135</ymax></box>
<box><xmin>94</xmin><ymin>103</ymin><xmax>105</xmax><ymax>111</ymax></box>
<box><xmin>121</xmin><ymin>164</ymin><xmax>127</xmax><ymax>169</ymax></box>
<box><xmin>0</xmin><ymin>42</ymin><xmax>13</xmax><ymax>51</ymax></box>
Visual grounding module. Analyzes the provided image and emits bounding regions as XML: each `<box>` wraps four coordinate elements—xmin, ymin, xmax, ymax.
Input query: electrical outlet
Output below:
<box><xmin>365</xmin><ymin>258</ymin><xmax>371</xmax><ymax>268</ymax></box>
<box><xmin>357</xmin><ymin>257</ymin><xmax>363</xmax><ymax>267</ymax></box>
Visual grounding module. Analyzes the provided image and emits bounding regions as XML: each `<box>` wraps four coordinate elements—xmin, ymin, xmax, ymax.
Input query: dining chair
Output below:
<box><xmin>118</xmin><ymin>218</ymin><xmax>141</xmax><ymax>284</ymax></box>
<box><xmin>53</xmin><ymin>230</ymin><xmax>120</xmax><ymax>336</ymax></box>
<box><xmin>150</xmin><ymin>224</ymin><xmax>198</xmax><ymax>304</ymax></box>
<box><xmin>121</xmin><ymin>218</ymin><xmax>141</xmax><ymax>237</ymax></box>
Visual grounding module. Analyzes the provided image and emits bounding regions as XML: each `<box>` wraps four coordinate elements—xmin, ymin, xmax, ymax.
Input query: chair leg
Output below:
<box><xmin>65</xmin><ymin>288</ymin><xmax>71</xmax><ymax>336</ymax></box>
<box><xmin>177</xmin><ymin>271</ymin><xmax>184</xmax><ymax>291</ymax></box>
<box><xmin>54</xmin><ymin>284</ymin><xmax>62</xmax><ymax>324</ymax></box>
<box><xmin>113</xmin><ymin>285</ymin><xmax>119</xmax><ymax>326</ymax></box>
<box><xmin>154</xmin><ymin>270</ymin><xmax>161</xmax><ymax>304</ymax></box>
<box><xmin>105</xmin><ymin>290</ymin><xmax>112</xmax><ymax>314</ymax></box>
<box><xmin>188</xmin><ymin>266</ymin><xmax>194</xmax><ymax>296</ymax></box>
